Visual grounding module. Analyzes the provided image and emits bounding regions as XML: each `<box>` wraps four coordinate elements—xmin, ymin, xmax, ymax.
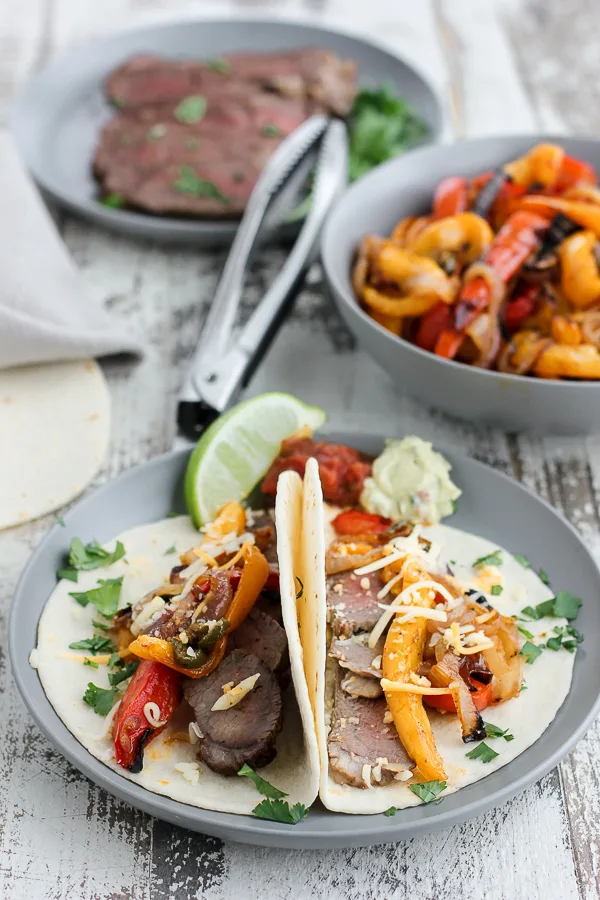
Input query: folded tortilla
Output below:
<box><xmin>34</xmin><ymin>506</ymin><xmax>320</xmax><ymax>817</ymax></box>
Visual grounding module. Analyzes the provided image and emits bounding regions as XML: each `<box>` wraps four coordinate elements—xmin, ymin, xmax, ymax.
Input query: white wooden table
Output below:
<box><xmin>1</xmin><ymin>1</ymin><xmax>599</xmax><ymax>897</ymax></box>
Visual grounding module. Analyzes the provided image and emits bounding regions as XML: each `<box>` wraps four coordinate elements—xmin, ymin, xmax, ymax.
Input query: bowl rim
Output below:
<box><xmin>322</xmin><ymin>132</ymin><xmax>600</xmax><ymax>392</ymax></box>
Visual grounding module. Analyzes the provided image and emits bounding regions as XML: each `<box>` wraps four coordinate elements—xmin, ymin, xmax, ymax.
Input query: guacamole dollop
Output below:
<box><xmin>360</xmin><ymin>436</ymin><xmax>461</xmax><ymax>525</ymax></box>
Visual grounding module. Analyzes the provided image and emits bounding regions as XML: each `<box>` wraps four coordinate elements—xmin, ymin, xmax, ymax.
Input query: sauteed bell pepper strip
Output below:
<box><xmin>504</xmin><ymin>282</ymin><xmax>540</xmax><ymax>333</ymax></box>
<box><xmin>554</xmin><ymin>155</ymin><xmax>596</xmax><ymax>193</ymax></box>
<box><xmin>432</xmin><ymin>176</ymin><xmax>468</xmax><ymax>218</ymax></box>
<box><xmin>331</xmin><ymin>509</ymin><xmax>391</xmax><ymax>535</ymax></box>
<box><xmin>127</xmin><ymin>544</ymin><xmax>269</xmax><ymax>677</ymax></box>
<box><xmin>434</xmin><ymin>211</ymin><xmax>549</xmax><ymax>358</ymax></box>
<box><xmin>558</xmin><ymin>230</ymin><xmax>600</xmax><ymax>309</ymax></box>
<box><xmin>504</xmin><ymin>143</ymin><xmax>565</xmax><ymax>191</ymax></box>
<box><xmin>514</xmin><ymin>196</ymin><xmax>600</xmax><ymax>237</ymax></box>
<box><xmin>113</xmin><ymin>660</ymin><xmax>181</xmax><ymax>771</ymax></box>
<box><xmin>414</xmin><ymin>301</ymin><xmax>453</xmax><ymax>352</ymax></box>
<box><xmin>381</xmin><ymin>564</ymin><xmax>447</xmax><ymax>782</ymax></box>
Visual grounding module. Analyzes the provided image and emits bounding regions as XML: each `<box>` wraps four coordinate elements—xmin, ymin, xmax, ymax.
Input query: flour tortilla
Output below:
<box><xmin>0</xmin><ymin>359</ymin><xmax>109</xmax><ymax>529</ymax></box>
<box><xmin>294</xmin><ymin>460</ymin><xmax>576</xmax><ymax>814</ymax></box>
<box><xmin>34</xmin><ymin>513</ymin><xmax>320</xmax><ymax>816</ymax></box>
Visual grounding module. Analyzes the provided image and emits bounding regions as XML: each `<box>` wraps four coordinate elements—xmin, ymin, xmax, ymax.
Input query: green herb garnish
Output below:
<box><xmin>174</xmin><ymin>94</ymin><xmax>207</xmax><ymax>124</ymax></box>
<box><xmin>58</xmin><ymin>538</ymin><xmax>125</xmax><ymax>582</ymax></box>
<box><xmin>172</xmin><ymin>166</ymin><xmax>228</xmax><ymax>204</ymax></box>
<box><xmin>483</xmin><ymin>722</ymin><xmax>514</xmax><ymax>742</ymax></box>
<box><xmin>207</xmin><ymin>57</ymin><xmax>231</xmax><ymax>74</ymax></box>
<box><xmin>383</xmin><ymin>807</ymin><xmax>397</xmax><ymax>817</ymax></box>
<box><xmin>522</xmin><ymin>592</ymin><xmax>582</xmax><ymax>622</ymax></box>
<box><xmin>69</xmin><ymin>635</ymin><xmax>116</xmax><ymax>655</ymax></box>
<box><xmin>261</xmin><ymin>123</ymin><xmax>282</xmax><ymax>137</ymax></box>
<box><xmin>165</xmin><ymin>545</ymin><xmax>177</xmax><ymax>555</ymax></box>
<box><xmin>108</xmin><ymin>660</ymin><xmax>139</xmax><ymax>687</ymax></box>
<box><xmin>82</xmin><ymin>683</ymin><xmax>119</xmax><ymax>716</ymax></box>
<box><xmin>238</xmin><ymin>764</ymin><xmax>288</xmax><ymax>799</ymax></box>
<box><xmin>473</xmin><ymin>550</ymin><xmax>502</xmax><ymax>569</ymax></box>
<box><xmin>517</xmin><ymin>624</ymin><xmax>534</xmax><ymax>640</ymax></box>
<box><xmin>251</xmin><ymin>799</ymin><xmax>309</xmax><ymax>825</ymax></box>
<box><xmin>69</xmin><ymin>577</ymin><xmax>123</xmax><ymax>618</ymax></box>
<box><xmin>56</xmin><ymin>515</ymin><xmax>65</xmax><ymax>527</ymax></box>
<box><xmin>108</xmin><ymin>652</ymin><xmax>124</xmax><ymax>669</ymax></box>
<box><xmin>546</xmin><ymin>625</ymin><xmax>583</xmax><ymax>653</ymax></box>
<box><xmin>409</xmin><ymin>780</ymin><xmax>447</xmax><ymax>803</ymax></box>
<box><xmin>539</xmin><ymin>568</ymin><xmax>550</xmax><ymax>586</ymax></box>
<box><xmin>491</xmin><ymin>584</ymin><xmax>503</xmax><ymax>596</ymax></box>
<box><xmin>465</xmin><ymin>741</ymin><xmax>499</xmax><ymax>763</ymax></box>
<box><xmin>83</xmin><ymin>658</ymin><xmax>99</xmax><ymax>668</ymax></box>
<box><xmin>520</xmin><ymin>641</ymin><xmax>543</xmax><ymax>664</ymax></box>
<box><xmin>100</xmin><ymin>193</ymin><xmax>125</xmax><ymax>209</ymax></box>
<box><xmin>92</xmin><ymin>619</ymin><xmax>110</xmax><ymax>632</ymax></box>
<box><xmin>514</xmin><ymin>554</ymin><xmax>531</xmax><ymax>569</ymax></box>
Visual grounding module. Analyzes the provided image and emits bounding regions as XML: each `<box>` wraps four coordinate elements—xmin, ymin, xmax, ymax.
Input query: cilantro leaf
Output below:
<box><xmin>92</xmin><ymin>619</ymin><xmax>110</xmax><ymax>632</ymax></box>
<box><xmin>84</xmin><ymin>658</ymin><xmax>98</xmax><ymax>668</ymax></box>
<box><xmin>383</xmin><ymin>807</ymin><xmax>397</xmax><ymax>817</ymax></box>
<box><xmin>100</xmin><ymin>192</ymin><xmax>125</xmax><ymax>209</ymax></box>
<box><xmin>261</xmin><ymin>123</ymin><xmax>283</xmax><ymax>137</ymax></box>
<box><xmin>473</xmin><ymin>550</ymin><xmax>502</xmax><ymax>568</ymax></box>
<box><xmin>251</xmin><ymin>799</ymin><xmax>309</xmax><ymax>825</ymax></box>
<box><xmin>514</xmin><ymin>554</ymin><xmax>531</xmax><ymax>569</ymax></box>
<box><xmin>172</xmin><ymin>166</ymin><xmax>228</xmax><ymax>204</ymax></box>
<box><xmin>58</xmin><ymin>538</ymin><xmax>125</xmax><ymax>582</ymax></box>
<box><xmin>165</xmin><ymin>546</ymin><xmax>177</xmax><ymax>555</ymax></box>
<box><xmin>546</xmin><ymin>625</ymin><xmax>583</xmax><ymax>653</ymax></box>
<box><xmin>491</xmin><ymin>584</ymin><xmax>503</xmax><ymax>596</ymax></box>
<box><xmin>552</xmin><ymin>591</ymin><xmax>582</xmax><ymax>620</ymax></box>
<box><xmin>238</xmin><ymin>764</ymin><xmax>288</xmax><ymax>800</ymax></box>
<box><xmin>69</xmin><ymin>577</ymin><xmax>123</xmax><ymax>618</ymax></box>
<box><xmin>517</xmin><ymin>624</ymin><xmax>534</xmax><ymax>640</ymax></box>
<box><xmin>108</xmin><ymin>652</ymin><xmax>124</xmax><ymax>669</ymax></box>
<box><xmin>108</xmin><ymin>660</ymin><xmax>139</xmax><ymax>687</ymax></box>
<box><xmin>207</xmin><ymin>57</ymin><xmax>231</xmax><ymax>74</ymax></box>
<box><xmin>546</xmin><ymin>635</ymin><xmax>563</xmax><ymax>651</ymax></box>
<box><xmin>56</xmin><ymin>515</ymin><xmax>65</xmax><ymax>527</ymax></box>
<box><xmin>409</xmin><ymin>780</ymin><xmax>447</xmax><ymax>803</ymax></box>
<box><xmin>174</xmin><ymin>94</ymin><xmax>207</xmax><ymax>124</ymax></box>
<box><xmin>465</xmin><ymin>741</ymin><xmax>499</xmax><ymax>763</ymax></box>
<box><xmin>82</xmin><ymin>683</ymin><xmax>119</xmax><ymax>716</ymax></box>
<box><xmin>483</xmin><ymin>721</ymin><xmax>514</xmax><ymax>742</ymax></box>
<box><xmin>520</xmin><ymin>640</ymin><xmax>543</xmax><ymax>664</ymax></box>
<box><xmin>69</xmin><ymin>635</ymin><xmax>116</xmax><ymax>655</ymax></box>
<box><xmin>539</xmin><ymin>568</ymin><xmax>550</xmax><ymax>586</ymax></box>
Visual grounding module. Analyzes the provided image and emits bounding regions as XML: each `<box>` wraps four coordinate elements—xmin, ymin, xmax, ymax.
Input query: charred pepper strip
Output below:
<box><xmin>433</xmin><ymin>176</ymin><xmax>469</xmax><ymax>218</ymax></box>
<box><xmin>470</xmin><ymin>170</ymin><xmax>507</xmax><ymax>218</ymax></box>
<box><xmin>113</xmin><ymin>660</ymin><xmax>181</xmax><ymax>771</ymax></box>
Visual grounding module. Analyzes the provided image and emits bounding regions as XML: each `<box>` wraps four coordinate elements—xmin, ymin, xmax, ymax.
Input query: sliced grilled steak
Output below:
<box><xmin>183</xmin><ymin>650</ymin><xmax>283</xmax><ymax>775</ymax></box>
<box><xmin>329</xmin><ymin>634</ymin><xmax>384</xmax><ymax>678</ymax></box>
<box><xmin>228</xmin><ymin>608</ymin><xmax>289</xmax><ymax>682</ymax></box>
<box><xmin>328</xmin><ymin>671</ymin><xmax>412</xmax><ymax>787</ymax></box>
<box><xmin>254</xmin><ymin>591</ymin><xmax>283</xmax><ymax>624</ymax></box>
<box><xmin>340</xmin><ymin>672</ymin><xmax>383</xmax><ymax>700</ymax></box>
<box><xmin>249</xmin><ymin>510</ymin><xmax>278</xmax><ymax>568</ymax></box>
<box><xmin>327</xmin><ymin>570</ymin><xmax>382</xmax><ymax>638</ymax></box>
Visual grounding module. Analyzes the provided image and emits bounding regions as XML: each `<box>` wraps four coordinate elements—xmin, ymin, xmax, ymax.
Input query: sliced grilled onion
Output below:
<box><xmin>429</xmin><ymin>650</ymin><xmax>486</xmax><ymax>742</ymax></box>
<box><xmin>482</xmin><ymin>615</ymin><xmax>522</xmax><ymax>702</ymax></box>
<box><xmin>325</xmin><ymin>543</ymin><xmax>386</xmax><ymax>576</ymax></box>
<box><xmin>497</xmin><ymin>331</ymin><xmax>552</xmax><ymax>375</ymax></box>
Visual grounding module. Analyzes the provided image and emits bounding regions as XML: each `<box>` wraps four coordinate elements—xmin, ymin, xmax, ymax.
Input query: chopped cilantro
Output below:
<box><xmin>539</xmin><ymin>568</ymin><xmax>550</xmax><ymax>586</ymax></box>
<box><xmin>383</xmin><ymin>807</ymin><xmax>397</xmax><ymax>817</ymax></box>
<box><xmin>172</xmin><ymin>166</ymin><xmax>228</xmax><ymax>204</ymax></box>
<box><xmin>465</xmin><ymin>741</ymin><xmax>499</xmax><ymax>763</ymax></box>
<box><xmin>100</xmin><ymin>193</ymin><xmax>125</xmax><ymax>209</ymax></box>
<box><xmin>520</xmin><ymin>680</ymin><xmax>528</xmax><ymax>692</ymax></box>
<box><xmin>69</xmin><ymin>577</ymin><xmax>123</xmax><ymax>618</ymax></box>
<box><xmin>108</xmin><ymin>652</ymin><xmax>124</xmax><ymax>669</ymax></box>
<box><xmin>451</xmin><ymin>498</ymin><xmax>458</xmax><ymax>514</ymax></box>
<box><xmin>483</xmin><ymin>721</ymin><xmax>514</xmax><ymax>742</ymax></box>
<box><xmin>238</xmin><ymin>764</ymin><xmax>288</xmax><ymax>800</ymax></box>
<box><xmin>207</xmin><ymin>57</ymin><xmax>231</xmax><ymax>74</ymax></box>
<box><xmin>57</xmin><ymin>537</ymin><xmax>125</xmax><ymax>582</ymax></box>
<box><xmin>83</xmin><ymin>658</ymin><xmax>99</xmax><ymax>668</ymax></box>
<box><xmin>520</xmin><ymin>640</ymin><xmax>543</xmax><ymax>664</ymax></box>
<box><xmin>473</xmin><ymin>550</ymin><xmax>502</xmax><ymax>568</ymax></box>
<box><xmin>546</xmin><ymin>625</ymin><xmax>583</xmax><ymax>653</ymax></box>
<box><xmin>69</xmin><ymin>635</ymin><xmax>116</xmax><ymax>655</ymax></box>
<box><xmin>56</xmin><ymin>515</ymin><xmax>65</xmax><ymax>527</ymax></box>
<box><xmin>261</xmin><ymin>123</ymin><xmax>283</xmax><ymax>137</ymax></box>
<box><xmin>491</xmin><ymin>584</ymin><xmax>503</xmax><ymax>596</ymax></box>
<box><xmin>517</xmin><ymin>624</ymin><xmax>534</xmax><ymax>640</ymax></box>
<box><xmin>165</xmin><ymin>545</ymin><xmax>177</xmax><ymax>555</ymax></box>
<box><xmin>546</xmin><ymin>635</ymin><xmax>563</xmax><ymax>651</ymax></box>
<box><xmin>449</xmin><ymin>559</ymin><xmax>457</xmax><ymax>566</ymax></box>
<box><xmin>92</xmin><ymin>619</ymin><xmax>110</xmax><ymax>632</ymax></box>
<box><xmin>251</xmin><ymin>798</ymin><xmax>308</xmax><ymax>825</ymax></box>
<box><xmin>553</xmin><ymin>591</ymin><xmax>582</xmax><ymax>620</ymax></box>
<box><xmin>514</xmin><ymin>554</ymin><xmax>531</xmax><ymax>569</ymax></box>
<box><xmin>295</xmin><ymin>577</ymin><xmax>304</xmax><ymax>600</ymax></box>
<box><xmin>409</xmin><ymin>780</ymin><xmax>447</xmax><ymax>803</ymax></box>
<box><xmin>174</xmin><ymin>94</ymin><xmax>207</xmax><ymax>124</ymax></box>
<box><xmin>82</xmin><ymin>683</ymin><xmax>119</xmax><ymax>716</ymax></box>
<box><xmin>108</xmin><ymin>660</ymin><xmax>139</xmax><ymax>687</ymax></box>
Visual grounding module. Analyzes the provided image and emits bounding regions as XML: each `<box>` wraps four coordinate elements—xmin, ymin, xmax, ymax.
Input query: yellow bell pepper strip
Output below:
<box><xmin>504</xmin><ymin>143</ymin><xmax>565</xmax><ymax>191</ymax></box>
<box><xmin>515</xmin><ymin>196</ymin><xmax>600</xmax><ymax>237</ymax></box>
<box><xmin>381</xmin><ymin>562</ymin><xmax>447</xmax><ymax>782</ymax></box>
<box><xmin>558</xmin><ymin>230</ymin><xmax>600</xmax><ymax>309</ymax></box>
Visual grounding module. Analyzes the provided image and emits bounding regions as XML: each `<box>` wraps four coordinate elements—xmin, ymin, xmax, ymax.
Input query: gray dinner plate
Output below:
<box><xmin>322</xmin><ymin>135</ymin><xmax>600</xmax><ymax>434</ymax></box>
<box><xmin>9</xmin><ymin>430</ymin><xmax>600</xmax><ymax>849</ymax></box>
<box><xmin>10</xmin><ymin>19</ymin><xmax>441</xmax><ymax>246</ymax></box>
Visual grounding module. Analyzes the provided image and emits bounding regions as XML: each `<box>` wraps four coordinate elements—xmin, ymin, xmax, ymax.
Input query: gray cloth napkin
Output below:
<box><xmin>0</xmin><ymin>132</ymin><xmax>143</xmax><ymax>370</ymax></box>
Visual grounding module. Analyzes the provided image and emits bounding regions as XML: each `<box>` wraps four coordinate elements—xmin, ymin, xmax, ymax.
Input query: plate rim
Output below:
<box><xmin>9</xmin><ymin>438</ymin><xmax>600</xmax><ymax>849</ymax></box>
<box><xmin>10</xmin><ymin>16</ymin><xmax>443</xmax><ymax>242</ymax></box>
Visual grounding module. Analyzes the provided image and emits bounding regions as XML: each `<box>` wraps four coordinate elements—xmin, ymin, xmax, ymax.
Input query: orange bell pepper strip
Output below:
<box><xmin>128</xmin><ymin>544</ymin><xmax>269</xmax><ymax>678</ymax></box>
<box><xmin>554</xmin><ymin>155</ymin><xmax>596</xmax><ymax>193</ymax></box>
<box><xmin>433</xmin><ymin>176</ymin><xmax>469</xmax><ymax>218</ymax></box>
<box><xmin>514</xmin><ymin>196</ymin><xmax>600</xmax><ymax>237</ymax></box>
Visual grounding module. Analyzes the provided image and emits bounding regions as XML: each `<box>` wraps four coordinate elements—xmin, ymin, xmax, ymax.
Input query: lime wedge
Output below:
<box><xmin>184</xmin><ymin>393</ymin><xmax>326</xmax><ymax>527</ymax></box>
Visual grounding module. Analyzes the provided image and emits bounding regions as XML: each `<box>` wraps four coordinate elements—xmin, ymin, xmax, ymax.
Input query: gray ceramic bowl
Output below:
<box><xmin>322</xmin><ymin>135</ymin><xmax>600</xmax><ymax>435</ymax></box>
<box><xmin>9</xmin><ymin>431</ymin><xmax>600</xmax><ymax>848</ymax></box>
<box><xmin>11</xmin><ymin>19</ymin><xmax>441</xmax><ymax>246</ymax></box>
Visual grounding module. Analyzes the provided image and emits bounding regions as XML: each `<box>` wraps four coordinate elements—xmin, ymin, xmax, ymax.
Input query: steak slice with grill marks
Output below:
<box><xmin>327</xmin><ymin>570</ymin><xmax>382</xmax><ymax>638</ymax></box>
<box><xmin>340</xmin><ymin>672</ymin><xmax>383</xmax><ymax>700</ymax></box>
<box><xmin>328</xmin><ymin>670</ymin><xmax>412</xmax><ymax>787</ymax></box>
<box><xmin>329</xmin><ymin>634</ymin><xmax>384</xmax><ymax>678</ymax></box>
<box><xmin>183</xmin><ymin>649</ymin><xmax>283</xmax><ymax>775</ymax></box>
<box><xmin>228</xmin><ymin>607</ymin><xmax>289</xmax><ymax>683</ymax></box>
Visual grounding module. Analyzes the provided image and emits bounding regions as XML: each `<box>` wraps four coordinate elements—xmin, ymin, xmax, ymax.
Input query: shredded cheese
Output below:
<box><xmin>475</xmin><ymin>610</ymin><xmax>497</xmax><ymax>625</ymax></box>
<box><xmin>354</xmin><ymin>550</ymin><xmax>404</xmax><ymax>576</ymax></box>
<box><xmin>361</xmin><ymin>763</ymin><xmax>374</xmax><ymax>789</ymax></box>
<box><xmin>380</xmin><ymin>678</ymin><xmax>453</xmax><ymax>696</ymax></box>
<box><xmin>377</xmin><ymin>604</ymin><xmax>448</xmax><ymax>623</ymax></box>
<box><xmin>174</xmin><ymin>761</ymin><xmax>200</xmax><ymax>785</ymax></box>
<box><xmin>143</xmin><ymin>702</ymin><xmax>166</xmax><ymax>728</ymax></box>
<box><xmin>211</xmin><ymin>674</ymin><xmax>260</xmax><ymax>711</ymax></box>
<box><xmin>188</xmin><ymin>721</ymin><xmax>203</xmax><ymax>744</ymax></box>
<box><xmin>131</xmin><ymin>596</ymin><xmax>166</xmax><ymax>635</ymax></box>
<box><xmin>368</xmin><ymin>577</ymin><xmax>453</xmax><ymax>649</ymax></box>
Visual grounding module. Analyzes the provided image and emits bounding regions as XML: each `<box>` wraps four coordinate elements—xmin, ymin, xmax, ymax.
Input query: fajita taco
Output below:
<box><xmin>268</xmin><ymin>434</ymin><xmax>582</xmax><ymax>813</ymax></box>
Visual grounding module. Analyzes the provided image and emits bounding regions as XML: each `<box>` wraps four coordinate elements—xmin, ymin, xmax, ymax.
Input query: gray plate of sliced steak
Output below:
<box><xmin>11</xmin><ymin>18</ymin><xmax>441</xmax><ymax>245</ymax></box>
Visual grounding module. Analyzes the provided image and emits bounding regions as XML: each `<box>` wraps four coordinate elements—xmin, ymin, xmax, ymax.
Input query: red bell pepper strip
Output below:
<box><xmin>331</xmin><ymin>509</ymin><xmax>391</xmax><ymax>536</ymax></box>
<box><xmin>424</xmin><ymin>675</ymin><xmax>492</xmax><ymax>713</ymax></box>
<box><xmin>113</xmin><ymin>660</ymin><xmax>181</xmax><ymax>772</ymax></box>
<box><xmin>554</xmin><ymin>155</ymin><xmax>596</xmax><ymax>193</ymax></box>
<box><xmin>433</xmin><ymin>176</ymin><xmax>469</xmax><ymax>218</ymax></box>
<box><xmin>415</xmin><ymin>301</ymin><xmax>452</xmax><ymax>352</ymax></box>
<box><xmin>504</xmin><ymin>282</ymin><xmax>539</xmax><ymax>333</ymax></box>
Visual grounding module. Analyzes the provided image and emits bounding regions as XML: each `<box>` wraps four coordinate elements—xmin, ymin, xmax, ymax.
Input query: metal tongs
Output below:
<box><xmin>177</xmin><ymin>115</ymin><xmax>348</xmax><ymax>440</ymax></box>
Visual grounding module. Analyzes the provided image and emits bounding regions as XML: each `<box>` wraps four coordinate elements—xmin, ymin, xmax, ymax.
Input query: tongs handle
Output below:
<box><xmin>179</xmin><ymin>114</ymin><xmax>328</xmax><ymax>399</ymax></box>
<box><xmin>190</xmin><ymin>120</ymin><xmax>348</xmax><ymax>413</ymax></box>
